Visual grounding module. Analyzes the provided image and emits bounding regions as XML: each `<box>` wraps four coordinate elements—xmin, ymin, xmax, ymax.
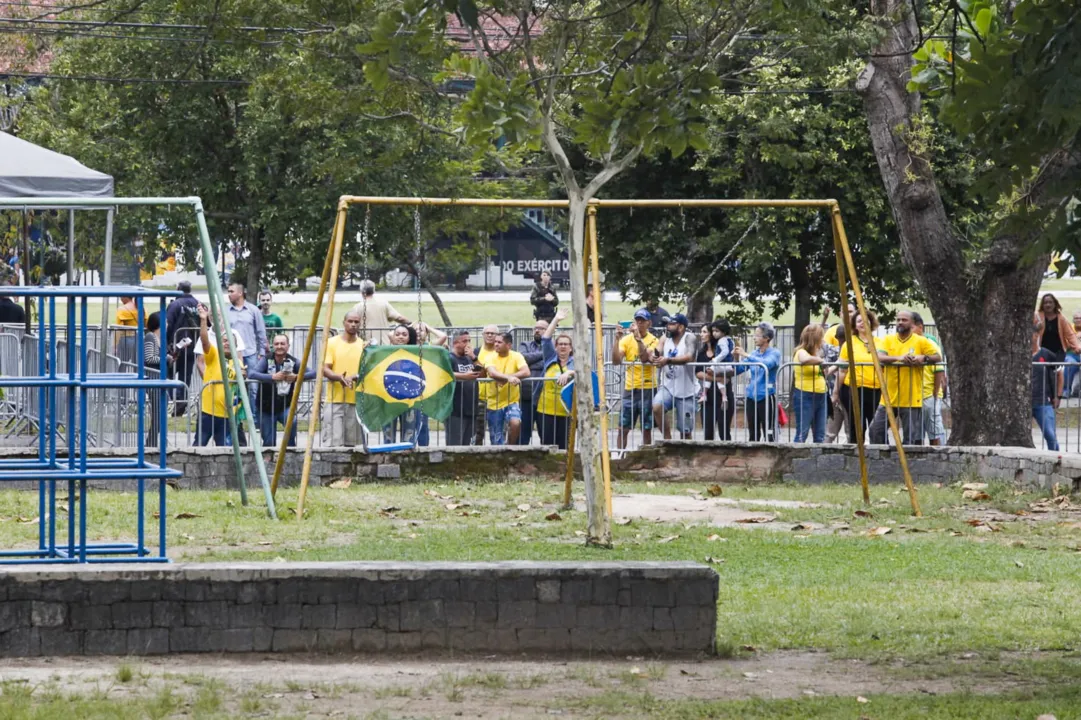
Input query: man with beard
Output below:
<box><xmin>651</xmin><ymin>313</ymin><xmax>697</xmax><ymax>440</ymax></box>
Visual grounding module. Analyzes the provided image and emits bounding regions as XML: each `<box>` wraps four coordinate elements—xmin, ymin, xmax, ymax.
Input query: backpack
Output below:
<box><xmin>169</xmin><ymin>301</ymin><xmax>201</xmax><ymax>352</ymax></box>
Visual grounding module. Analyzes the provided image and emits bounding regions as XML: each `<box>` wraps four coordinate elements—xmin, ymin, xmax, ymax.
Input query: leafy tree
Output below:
<box><xmin>600</xmin><ymin>60</ymin><xmax>921</xmax><ymax>334</ymax></box>
<box><xmin>856</xmin><ymin>0</ymin><xmax>1080</xmax><ymax>445</ymax></box>
<box><xmin>363</xmin><ymin>0</ymin><xmax>812</xmax><ymax>545</ymax></box>
<box><xmin>11</xmin><ymin>0</ymin><xmax>528</xmax><ymax>318</ymax></box>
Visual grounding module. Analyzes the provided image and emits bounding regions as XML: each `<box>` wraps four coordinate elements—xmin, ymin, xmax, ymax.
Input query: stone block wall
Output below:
<box><xmin>0</xmin><ymin>562</ymin><xmax>718</xmax><ymax>657</ymax></box>
<box><xmin>1</xmin><ymin>442</ymin><xmax>1076</xmax><ymax>493</ymax></box>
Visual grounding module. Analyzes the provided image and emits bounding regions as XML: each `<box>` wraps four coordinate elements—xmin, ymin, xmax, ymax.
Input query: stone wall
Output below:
<box><xmin>0</xmin><ymin>562</ymin><xmax>717</xmax><ymax>658</ymax></box>
<box><xmin>1</xmin><ymin>442</ymin><xmax>1077</xmax><ymax>492</ymax></box>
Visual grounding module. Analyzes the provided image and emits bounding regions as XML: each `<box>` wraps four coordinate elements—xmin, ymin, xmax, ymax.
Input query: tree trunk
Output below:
<box><xmin>420</xmin><ymin>275</ymin><xmax>453</xmax><ymax>327</ymax></box>
<box><xmin>246</xmin><ymin>226</ymin><xmax>265</xmax><ymax>299</ymax></box>
<box><xmin>858</xmin><ymin>0</ymin><xmax>1047</xmax><ymax>447</ymax></box>
<box><xmin>686</xmin><ymin>286</ymin><xmax>714</xmax><ymax>325</ymax></box>
<box><xmin>789</xmin><ymin>251</ymin><xmax>812</xmax><ymax>340</ymax></box>
<box><xmin>567</xmin><ymin>194</ymin><xmax>610</xmax><ymax>547</ymax></box>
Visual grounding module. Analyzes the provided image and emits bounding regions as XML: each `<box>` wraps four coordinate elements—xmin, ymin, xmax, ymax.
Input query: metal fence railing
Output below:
<box><xmin>16</xmin><ymin>314</ymin><xmax>1081</xmax><ymax>454</ymax></box>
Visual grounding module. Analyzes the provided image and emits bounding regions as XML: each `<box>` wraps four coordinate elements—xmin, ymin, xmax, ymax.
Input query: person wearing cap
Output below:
<box><xmin>650</xmin><ymin>312</ymin><xmax>698</xmax><ymax>440</ymax></box>
<box><xmin>612</xmin><ymin>309</ymin><xmax>660</xmax><ymax>448</ymax></box>
<box><xmin>733</xmin><ymin>322</ymin><xmax>782</xmax><ymax>442</ymax></box>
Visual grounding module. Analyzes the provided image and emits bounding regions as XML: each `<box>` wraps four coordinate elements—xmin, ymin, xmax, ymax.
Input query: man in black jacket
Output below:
<box><xmin>249</xmin><ymin>334</ymin><xmax>315</xmax><ymax>447</ymax></box>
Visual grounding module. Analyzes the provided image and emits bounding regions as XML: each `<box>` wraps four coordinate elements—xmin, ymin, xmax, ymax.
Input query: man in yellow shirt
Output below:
<box><xmin>869</xmin><ymin>310</ymin><xmax>942</xmax><ymax>445</ymax></box>
<box><xmin>473</xmin><ymin>324</ymin><xmax>500</xmax><ymax>445</ymax></box>
<box><xmin>321</xmin><ymin>311</ymin><xmax>366</xmax><ymax>446</ymax></box>
<box><xmin>914</xmin><ymin>314</ymin><xmax>947</xmax><ymax>446</ymax></box>
<box><xmin>612</xmin><ymin>309</ymin><xmax>660</xmax><ymax>449</ymax></box>
<box><xmin>197</xmin><ymin>304</ymin><xmax>243</xmax><ymax>446</ymax></box>
<box><xmin>482</xmin><ymin>331</ymin><xmax>530</xmax><ymax>445</ymax></box>
<box><xmin>823</xmin><ymin>303</ymin><xmax>856</xmax><ymax>347</ymax></box>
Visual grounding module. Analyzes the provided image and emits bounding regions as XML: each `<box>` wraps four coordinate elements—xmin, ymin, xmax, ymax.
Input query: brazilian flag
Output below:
<box><xmin>355</xmin><ymin>345</ymin><xmax>456</xmax><ymax>428</ymax></box>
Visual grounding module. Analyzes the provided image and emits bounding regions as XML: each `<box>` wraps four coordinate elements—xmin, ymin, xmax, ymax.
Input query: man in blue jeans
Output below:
<box><xmin>1032</xmin><ymin>347</ymin><xmax>1062</xmax><ymax>451</ymax></box>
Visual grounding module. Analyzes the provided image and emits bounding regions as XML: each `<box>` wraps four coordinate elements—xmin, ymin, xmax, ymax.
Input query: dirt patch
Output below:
<box><xmin>585</xmin><ymin>493</ymin><xmax>827</xmax><ymax>528</ymax></box>
<box><xmin>0</xmin><ymin>651</ymin><xmax>1052</xmax><ymax>718</ymax></box>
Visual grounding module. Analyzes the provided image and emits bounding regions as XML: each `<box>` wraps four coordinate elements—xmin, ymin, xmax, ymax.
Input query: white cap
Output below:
<box><xmin>194</xmin><ymin>330</ymin><xmax>246</xmax><ymax>355</ymax></box>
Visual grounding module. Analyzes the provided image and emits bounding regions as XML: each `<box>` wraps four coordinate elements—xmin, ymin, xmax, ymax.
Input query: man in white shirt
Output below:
<box><xmin>350</xmin><ymin>279</ymin><xmax>410</xmax><ymax>345</ymax></box>
<box><xmin>651</xmin><ymin>313</ymin><xmax>698</xmax><ymax>440</ymax></box>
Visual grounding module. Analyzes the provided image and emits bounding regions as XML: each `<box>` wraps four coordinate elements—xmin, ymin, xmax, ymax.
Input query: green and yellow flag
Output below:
<box><xmin>355</xmin><ymin>345</ymin><xmax>456</xmax><ymax>429</ymax></box>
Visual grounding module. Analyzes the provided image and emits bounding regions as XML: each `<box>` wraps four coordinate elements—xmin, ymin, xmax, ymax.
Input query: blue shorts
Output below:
<box><xmin>620</xmin><ymin>388</ymin><xmax>655</xmax><ymax>430</ymax></box>
<box><xmin>653</xmin><ymin>387</ymin><xmax>697</xmax><ymax>435</ymax></box>
<box><xmin>487</xmin><ymin>403</ymin><xmax>522</xmax><ymax>445</ymax></box>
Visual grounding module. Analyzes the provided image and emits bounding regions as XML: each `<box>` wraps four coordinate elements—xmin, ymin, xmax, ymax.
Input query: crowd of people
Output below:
<box><xmin>133</xmin><ymin>278</ymin><xmax>1078</xmax><ymax>452</ymax></box>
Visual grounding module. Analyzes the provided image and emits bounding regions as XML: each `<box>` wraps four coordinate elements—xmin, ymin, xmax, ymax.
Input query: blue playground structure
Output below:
<box><xmin>0</xmin><ymin>286</ymin><xmax>185</xmax><ymax>564</ymax></box>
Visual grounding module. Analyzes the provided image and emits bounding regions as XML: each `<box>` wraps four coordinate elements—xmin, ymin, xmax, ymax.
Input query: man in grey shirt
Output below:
<box><xmin>226</xmin><ymin>282</ymin><xmax>266</xmax><ymax>419</ymax></box>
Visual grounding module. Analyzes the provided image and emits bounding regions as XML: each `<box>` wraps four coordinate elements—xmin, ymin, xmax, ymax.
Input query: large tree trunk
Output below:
<box><xmin>686</xmin><ymin>286</ymin><xmax>714</xmax><ymax>325</ymax></box>
<box><xmin>789</xmin><ymin>251</ymin><xmax>812</xmax><ymax>340</ymax></box>
<box><xmin>858</xmin><ymin>0</ymin><xmax>1046</xmax><ymax>446</ymax></box>
<box><xmin>246</xmin><ymin>226</ymin><xmax>265</xmax><ymax>300</ymax></box>
<box><xmin>567</xmin><ymin>194</ymin><xmax>610</xmax><ymax>547</ymax></box>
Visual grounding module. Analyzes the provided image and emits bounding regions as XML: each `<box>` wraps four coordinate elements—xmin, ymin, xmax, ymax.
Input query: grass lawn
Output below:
<box><xmin>2</xmin><ymin>477</ymin><xmax>1081</xmax><ymax>718</ymax></box>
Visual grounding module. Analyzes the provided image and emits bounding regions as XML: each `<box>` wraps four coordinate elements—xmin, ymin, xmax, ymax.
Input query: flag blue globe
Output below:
<box><xmin>383</xmin><ymin>359</ymin><xmax>427</xmax><ymax>400</ymax></box>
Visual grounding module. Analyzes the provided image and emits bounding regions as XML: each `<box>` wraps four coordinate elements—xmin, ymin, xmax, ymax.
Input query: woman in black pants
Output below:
<box><xmin>832</xmin><ymin>311</ymin><xmax>882</xmax><ymax>442</ymax></box>
<box><xmin>696</xmin><ymin>324</ymin><xmax>735</xmax><ymax>441</ymax></box>
<box><xmin>710</xmin><ymin>320</ymin><xmax>736</xmax><ymax>440</ymax></box>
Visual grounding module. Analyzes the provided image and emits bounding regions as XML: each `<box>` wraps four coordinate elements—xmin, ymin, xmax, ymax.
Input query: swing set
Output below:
<box><xmin>269</xmin><ymin>196</ymin><xmax>924</xmax><ymax>520</ymax></box>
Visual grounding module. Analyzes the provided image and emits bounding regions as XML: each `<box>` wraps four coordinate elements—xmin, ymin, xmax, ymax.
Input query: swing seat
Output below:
<box><xmin>364</xmin><ymin>441</ymin><xmax>415</xmax><ymax>454</ymax></box>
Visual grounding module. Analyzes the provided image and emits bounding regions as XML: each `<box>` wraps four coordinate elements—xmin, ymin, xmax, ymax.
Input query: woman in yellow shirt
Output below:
<box><xmin>535</xmin><ymin>308</ymin><xmax>575</xmax><ymax>449</ymax></box>
<box><xmin>832</xmin><ymin>311</ymin><xmax>882</xmax><ymax>443</ymax></box>
<box><xmin>114</xmin><ymin>296</ymin><xmax>144</xmax><ymax>363</ymax></box>
<box><xmin>792</xmin><ymin>324</ymin><xmax>827</xmax><ymax>442</ymax></box>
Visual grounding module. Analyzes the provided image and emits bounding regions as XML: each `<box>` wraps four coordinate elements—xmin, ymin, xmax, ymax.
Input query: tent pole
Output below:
<box><xmin>100</xmin><ymin>208</ymin><xmax>114</xmax><ymax>358</ymax></box>
<box><xmin>67</xmin><ymin>210</ymin><xmax>74</xmax><ymax>285</ymax></box>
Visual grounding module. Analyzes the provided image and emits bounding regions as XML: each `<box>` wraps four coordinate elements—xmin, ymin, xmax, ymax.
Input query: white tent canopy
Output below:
<box><xmin>0</xmin><ymin>131</ymin><xmax>113</xmax><ymax>198</ymax></box>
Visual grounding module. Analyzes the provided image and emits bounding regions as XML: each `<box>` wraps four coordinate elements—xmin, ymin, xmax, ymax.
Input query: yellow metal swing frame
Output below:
<box><xmin>271</xmin><ymin>196</ymin><xmax>921</xmax><ymax>519</ymax></box>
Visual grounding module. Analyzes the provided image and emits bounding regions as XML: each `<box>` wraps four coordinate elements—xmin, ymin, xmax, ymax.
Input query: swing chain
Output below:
<box><xmin>413</xmin><ymin>207</ymin><xmax>423</xmax><ymax>341</ymax></box>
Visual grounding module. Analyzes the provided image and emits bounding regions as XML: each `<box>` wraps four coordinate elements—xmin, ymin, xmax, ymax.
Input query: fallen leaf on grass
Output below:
<box><xmin>545</xmin><ymin>512</ymin><xmax>562</xmax><ymax>521</ymax></box>
<box><xmin>517</xmin><ymin>503</ymin><xmax>531</xmax><ymax>512</ymax></box>
<box><xmin>257</xmin><ymin>541</ymin><xmax>272</xmax><ymax>546</ymax></box>
<box><xmin>1015</xmin><ymin>560</ymin><xmax>1025</xmax><ymax>568</ymax></box>
<box><xmin>742</xmin><ymin>672</ymin><xmax>758</xmax><ymax>679</ymax></box>
<box><xmin>16</xmin><ymin>516</ymin><xmax>38</xmax><ymax>524</ymax></box>
<box><xmin>175</xmin><ymin>512</ymin><xmax>201</xmax><ymax>520</ymax></box>
<box><xmin>961</xmin><ymin>482</ymin><xmax>988</xmax><ymax>491</ymax></box>
<box><xmin>868</xmin><ymin>526</ymin><xmax>892</xmax><ymax>536</ymax></box>
<box><xmin>646</xmin><ymin>482</ymin><xmax>656</xmax><ymax>488</ymax></box>
<box><xmin>741</xmin><ymin>645</ymin><xmax>757</xmax><ymax>652</ymax></box>
<box><xmin>791</xmin><ymin>522</ymin><xmax>821</xmax><ymax>531</ymax></box>
<box><xmin>574</xmin><ymin>530</ymin><xmax>587</xmax><ymax>537</ymax></box>
<box><xmin>704</xmin><ymin>556</ymin><xmax>724</xmax><ymax>564</ymax></box>
<box><xmin>949</xmin><ymin>531</ymin><xmax>963</xmax><ymax>536</ymax></box>
<box><xmin>380</xmin><ymin>506</ymin><xmax>400</xmax><ymax>513</ymax></box>
<box><xmin>735</xmin><ymin>516</ymin><xmax>774</xmax><ymax>524</ymax></box>
<box><xmin>657</xmin><ymin>535</ymin><xmax>680</xmax><ymax>544</ymax></box>
<box><xmin>962</xmin><ymin>490</ymin><xmax>991</xmax><ymax>501</ymax></box>
<box><xmin>614</xmin><ymin>517</ymin><xmax>632</xmax><ymax>526</ymax></box>
<box><xmin>327</xmin><ymin>477</ymin><xmax>351</xmax><ymax>489</ymax></box>
<box><xmin>856</xmin><ymin>696</ymin><xmax>869</xmax><ymax>704</ymax></box>
<box><xmin>706</xmin><ymin>484</ymin><xmax>723</xmax><ymax>497</ymax></box>
<box><xmin>706</xmin><ymin>534</ymin><xmax>726</xmax><ymax>542</ymax></box>
<box><xmin>854</xmin><ymin>510</ymin><xmax>873</xmax><ymax>518</ymax></box>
